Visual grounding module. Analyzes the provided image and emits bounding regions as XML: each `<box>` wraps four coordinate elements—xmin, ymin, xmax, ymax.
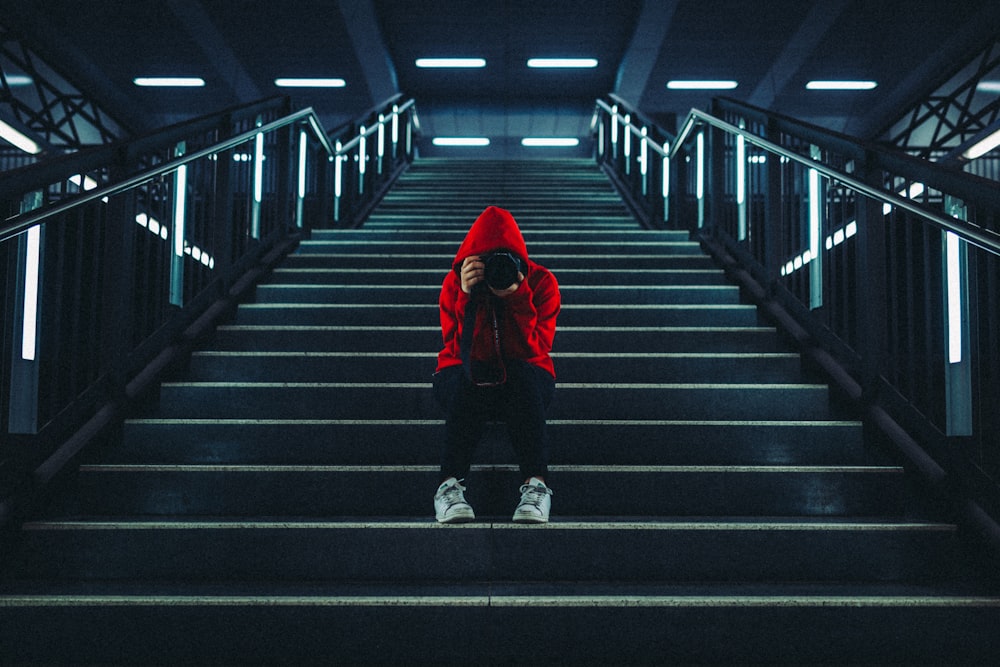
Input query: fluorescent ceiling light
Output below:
<box><xmin>527</xmin><ymin>58</ymin><xmax>598</xmax><ymax>68</ymax></box>
<box><xmin>134</xmin><ymin>77</ymin><xmax>206</xmax><ymax>87</ymax></box>
<box><xmin>0</xmin><ymin>119</ymin><xmax>42</xmax><ymax>154</ymax></box>
<box><xmin>667</xmin><ymin>80</ymin><xmax>738</xmax><ymax>90</ymax></box>
<box><xmin>806</xmin><ymin>80</ymin><xmax>877</xmax><ymax>90</ymax></box>
<box><xmin>522</xmin><ymin>137</ymin><xmax>580</xmax><ymax>147</ymax></box>
<box><xmin>964</xmin><ymin>128</ymin><xmax>1000</xmax><ymax>159</ymax></box>
<box><xmin>977</xmin><ymin>81</ymin><xmax>1000</xmax><ymax>93</ymax></box>
<box><xmin>274</xmin><ymin>78</ymin><xmax>345</xmax><ymax>88</ymax></box>
<box><xmin>416</xmin><ymin>58</ymin><xmax>485</xmax><ymax>68</ymax></box>
<box><xmin>432</xmin><ymin>137</ymin><xmax>490</xmax><ymax>146</ymax></box>
<box><xmin>6</xmin><ymin>74</ymin><xmax>33</xmax><ymax>86</ymax></box>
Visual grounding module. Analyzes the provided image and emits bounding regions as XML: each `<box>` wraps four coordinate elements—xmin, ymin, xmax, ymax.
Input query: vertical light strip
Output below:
<box><xmin>298</xmin><ymin>130</ymin><xmax>308</xmax><ymax>199</ymax></box>
<box><xmin>334</xmin><ymin>140</ymin><xmax>343</xmax><ymax>223</ymax></box>
<box><xmin>391</xmin><ymin>105</ymin><xmax>399</xmax><ymax>145</ymax></box>
<box><xmin>639</xmin><ymin>127</ymin><xmax>648</xmax><ymax>175</ymax></box>
<box><xmin>662</xmin><ymin>141</ymin><xmax>670</xmax><ymax>223</ymax></box>
<box><xmin>640</xmin><ymin>127</ymin><xmax>648</xmax><ymax>197</ymax></box>
<box><xmin>610</xmin><ymin>105</ymin><xmax>618</xmax><ymax>146</ymax></box>
<box><xmin>334</xmin><ymin>141</ymin><xmax>343</xmax><ymax>198</ymax></box>
<box><xmin>808</xmin><ymin>168</ymin><xmax>821</xmax><ymax>261</ymax></box>
<box><xmin>297</xmin><ymin>129</ymin><xmax>307</xmax><ymax>229</ymax></box>
<box><xmin>21</xmin><ymin>225</ymin><xmax>41</xmax><ymax>360</ymax></box>
<box><xmin>359</xmin><ymin>126</ymin><xmax>367</xmax><ymax>174</ymax></box>
<box><xmin>623</xmin><ymin>115</ymin><xmax>632</xmax><ymax>175</ymax></box>
<box><xmin>736</xmin><ymin>134</ymin><xmax>746</xmax><ymax>205</ymax></box>
<box><xmin>170</xmin><ymin>141</ymin><xmax>188</xmax><ymax>307</ymax></box>
<box><xmin>696</xmin><ymin>132</ymin><xmax>705</xmax><ymax>199</ymax></box>
<box><xmin>378</xmin><ymin>115</ymin><xmax>385</xmax><ymax>158</ymax></box>
<box><xmin>736</xmin><ymin>129</ymin><xmax>747</xmax><ymax>241</ymax></box>
<box><xmin>696</xmin><ymin>131</ymin><xmax>705</xmax><ymax>229</ymax></box>
<box><xmin>662</xmin><ymin>142</ymin><xmax>670</xmax><ymax>198</ymax></box>
<box><xmin>251</xmin><ymin>128</ymin><xmax>263</xmax><ymax>240</ymax></box>
<box><xmin>808</xmin><ymin>166</ymin><xmax>823</xmax><ymax>309</ymax></box>
<box><xmin>253</xmin><ymin>132</ymin><xmax>264</xmax><ymax>204</ymax></box>
<box><xmin>358</xmin><ymin>126</ymin><xmax>367</xmax><ymax>195</ymax></box>
<box><xmin>946</xmin><ymin>231</ymin><xmax>963</xmax><ymax>363</ymax></box>
<box><xmin>174</xmin><ymin>165</ymin><xmax>187</xmax><ymax>258</ymax></box>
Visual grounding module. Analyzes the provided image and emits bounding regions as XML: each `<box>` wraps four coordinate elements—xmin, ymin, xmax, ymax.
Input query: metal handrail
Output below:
<box><xmin>672</xmin><ymin>108</ymin><xmax>1000</xmax><ymax>257</ymax></box>
<box><xmin>0</xmin><ymin>107</ymin><xmax>333</xmax><ymax>244</ymax></box>
<box><xmin>334</xmin><ymin>99</ymin><xmax>417</xmax><ymax>154</ymax></box>
<box><xmin>594</xmin><ymin>92</ymin><xmax>1000</xmax><ymax>553</ymax></box>
<box><xmin>595</xmin><ymin>99</ymin><xmax>670</xmax><ymax>158</ymax></box>
<box><xmin>599</xmin><ymin>97</ymin><xmax>1000</xmax><ymax>258</ymax></box>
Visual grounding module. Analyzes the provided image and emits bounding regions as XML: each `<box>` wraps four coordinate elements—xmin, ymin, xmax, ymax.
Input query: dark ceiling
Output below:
<box><xmin>2</xmin><ymin>0</ymin><xmax>1000</xmax><ymax>158</ymax></box>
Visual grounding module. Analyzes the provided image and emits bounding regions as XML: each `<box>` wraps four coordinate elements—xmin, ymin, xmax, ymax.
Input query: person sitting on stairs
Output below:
<box><xmin>432</xmin><ymin>205</ymin><xmax>561</xmax><ymax>523</ymax></box>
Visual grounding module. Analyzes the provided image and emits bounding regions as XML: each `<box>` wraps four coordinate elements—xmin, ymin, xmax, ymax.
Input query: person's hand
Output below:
<box><xmin>489</xmin><ymin>272</ymin><xmax>524</xmax><ymax>297</ymax></box>
<box><xmin>460</xmin><ymin>256</ymin><xmax>485</xmax><ymax>294</ymax></box>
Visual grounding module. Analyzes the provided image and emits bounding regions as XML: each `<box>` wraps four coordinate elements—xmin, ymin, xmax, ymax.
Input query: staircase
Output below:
<box><xmin>1</xmin><ymin>158</ymin><xmax>997</xmax><ymax>664</ymax></box>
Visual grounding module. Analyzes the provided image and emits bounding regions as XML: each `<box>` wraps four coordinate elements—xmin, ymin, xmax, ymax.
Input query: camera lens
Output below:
<box><xmin>483</xmin><ymin>252</ymin><xmax>520</xmax><ymax>290</ymax></box>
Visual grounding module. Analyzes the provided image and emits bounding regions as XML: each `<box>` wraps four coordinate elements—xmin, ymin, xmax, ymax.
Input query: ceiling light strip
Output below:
<box><xmin>667</xmin><ymin>80</ymin><xmax>738</xmax><ymax>90</ymax></box>
<box><xmin>415</xmin><ymin>58</ymin><xmax>485</xmax><ymax>68</ymax></box>
<box><xmin>432</xmin><ymin>137</ymin><xmax>490</xmax><ymax>147</ymax></box>
<box><xmin>133</xmin><ymin>77</ymin><xmax>206</xmax><ymax>87</ymax></box>
<box><xmin>274</xmin><ymin>78</ymin><xmax>345</xmax><ymax>88</ymax></box>
<box><xmin>527</xmin><ymin>58</ymin><xmax>597</xmax><ymax>68</ymax></box>
<box><xmin>522</xmin><ymin>138</ymin><xmax>580</xmax><ymax>147</ymax></box>
<box><xmin>805</xmin><ymin>80</ymin><xmax>877</xmax><ymax>90</ymax></box>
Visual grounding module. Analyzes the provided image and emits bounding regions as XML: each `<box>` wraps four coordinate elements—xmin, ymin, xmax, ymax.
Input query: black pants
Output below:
<box><xmin>433</xmin><ymin>360</ymin><xmax>555</xmax><ymax>481</ymax></box>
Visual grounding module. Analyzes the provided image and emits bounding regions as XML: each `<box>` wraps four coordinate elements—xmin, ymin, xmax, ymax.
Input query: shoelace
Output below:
<box><xmin>518</xmin><ymin>484</ymin><xmax>552</xmax><ymax>508</ymax></box>
<box><xmin>440</xmin><ymin>483</ymin><xmax>468</xmax><ymax>509</ymax></box>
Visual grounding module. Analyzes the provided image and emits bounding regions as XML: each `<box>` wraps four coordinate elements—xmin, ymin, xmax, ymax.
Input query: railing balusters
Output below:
<box><xmin>0</xmin><ymin>96</ymin><xmax>417</xmax><ymax>508</ymax></box>
<box><xmin>595</xmin><ymin>93</ymin><xmax>1000</xmax><ymax>529</ymax></box>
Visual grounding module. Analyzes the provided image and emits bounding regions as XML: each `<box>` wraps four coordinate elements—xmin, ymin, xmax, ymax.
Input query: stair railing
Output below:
<box><xmin>0</xmin><ymin>95</ymin><xmax>407</xmax><ymax>521</ymax></box>
<box><xmin>326</xmin><ymin>94</ymin><xmax>419</xmax><ymax>228</ymax></box>
<box><xmin>592</xmin><ymin>94</ymin><xmax>673</xmax><ymax>228</ymax></box>
<box><xmin>595</xmin><ymin>94</ymin><xmax>1000</xmax><ymax>548</ymax></box>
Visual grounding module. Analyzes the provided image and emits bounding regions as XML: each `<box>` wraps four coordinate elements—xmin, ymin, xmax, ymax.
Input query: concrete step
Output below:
<box><xmin>250</xmin><ymin>283</ymin><xmax>742</xmax><ymax>305</ymax></box>
<box><xmin>206</xmin><ymin>325</ymin><xmax>787</xmax><ymax>353</ymax></box>
<box><xmin>267</xmin><ymin>267</ymin><xmax>731</xmax><ymax>286</ymax></box>
<box><xmin>58</xmin><ymin>463</ymin><xmax>906</xmax><ymax>517</ymax></box>
<box><xmin>181</xmin><ymin>351</ymin><xmax>801</xmax><ymax>383</ymax></box>
<box><xmin>10</xmin><ymin>517</ymin><xmax>960</xmax><ymax>583</ymax></box>
<box><xmin>280</xmin><ymin>252</ymin><xmax>719</xmax><ymax>270</ymax></box>
<box><xmin>152</xmin><ymin>382</ymin><xmax>838</xmax><ymax>421</ymax></box>
<box><xmin>118</xmin><ymin>419</ymin><xmax>866</xmax><ymax>466</ymax></box>
<box><xmin>229</xmin><ymin>303</ymin><xmax>758</xmax><ymax>327</ymax></box>
<box><xmin>294</xmin><ymin>240</ymin><xmax>707</xmax><ymax>255</ymax></box>
<box><xmin>2</xmin><ymin>581</ymin><xmax>997</xmax><ymax>665</ymax></box>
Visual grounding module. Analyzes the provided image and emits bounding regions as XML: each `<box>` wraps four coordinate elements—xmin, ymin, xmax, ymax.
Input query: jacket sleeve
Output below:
<box><xmin>503</xmin><ymin>269</ymin><xmax>560</xmax><ymax>357</ymax></box>
<box><xmin>437</xmin><ymin>272</ymin><xmax>469</xmax><ymax>368</ymax></box>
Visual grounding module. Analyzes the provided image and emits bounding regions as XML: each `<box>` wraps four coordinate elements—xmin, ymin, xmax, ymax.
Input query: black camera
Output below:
<box><xmin>482</xmin><ymin>251</ymin><xmax>522</xmax><ymax>290</ymax></box>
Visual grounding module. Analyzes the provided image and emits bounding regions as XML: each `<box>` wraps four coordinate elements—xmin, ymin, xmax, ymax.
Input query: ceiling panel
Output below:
<box><xmin>2</xmin><ymin>0</ymin><xmax>999</xmax><ymax>157</ymax></box>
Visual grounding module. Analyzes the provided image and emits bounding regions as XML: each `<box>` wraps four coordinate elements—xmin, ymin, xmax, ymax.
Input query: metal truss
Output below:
<box><xmin>881</xmin><ymin>37</ymin><xmax>1000</xmax><ymax>161</ymax></box>
<box><xmin>0</xmin><ymin>22</ymin><xmax>128</xmax><ymax>154</ymax></box>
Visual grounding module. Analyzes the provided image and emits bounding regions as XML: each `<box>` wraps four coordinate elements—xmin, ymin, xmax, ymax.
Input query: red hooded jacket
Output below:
<box><xmin>436</xmin><ymin>206</ymin><xmax>560</xmax><ymax>378</ymax></box>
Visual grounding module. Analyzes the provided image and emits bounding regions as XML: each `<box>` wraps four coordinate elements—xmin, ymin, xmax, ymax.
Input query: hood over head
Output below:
<box><xmin>452</xmin><ymin>206</ymin><xmax>529</xmax><ymax>273</ymax></box>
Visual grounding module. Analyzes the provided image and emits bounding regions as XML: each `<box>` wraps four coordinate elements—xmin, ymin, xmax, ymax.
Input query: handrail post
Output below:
<box><xmin>942</xmin><ymin>196</ymin><xmax>973</xmax><ymax>435</ymax></box>
<box><xmin>7</xmin><ymin>191</ymin><xmax>44</xmax><ymax>434</ymax></box>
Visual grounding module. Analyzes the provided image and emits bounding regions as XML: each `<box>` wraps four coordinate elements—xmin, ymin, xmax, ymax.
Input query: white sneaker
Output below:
<box><xmin>434</xmin><ymin>478</ymin><xmax>476</xmax><ymax>523</ymax></box>
<box><xmin>512</xmin><ymin>477</ymin><xmax>553</xmax><ymax>523</ymax></box>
